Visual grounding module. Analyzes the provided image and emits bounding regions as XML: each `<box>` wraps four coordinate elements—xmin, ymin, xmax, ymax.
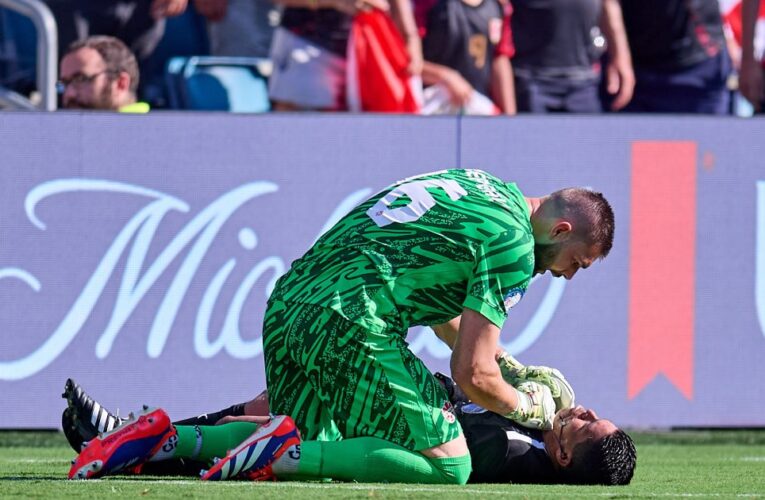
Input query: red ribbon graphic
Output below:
<box><xmin>628</xmin><ymin>141</ymin><xmax>696</xmax><ymax>400</ymax></box>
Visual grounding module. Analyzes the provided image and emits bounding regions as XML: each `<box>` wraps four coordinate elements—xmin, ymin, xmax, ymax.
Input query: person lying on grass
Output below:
<box><xmin>63</xmin><ymin>353</ymin><xmax>635</xmax><ymax>484</ymax></box>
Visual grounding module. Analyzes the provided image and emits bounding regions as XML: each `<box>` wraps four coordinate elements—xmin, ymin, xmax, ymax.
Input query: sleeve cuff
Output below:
<box><xmin>463</xmin><ymin>296</ymin><xmax>506</xmax><ymax>329</ymax></box>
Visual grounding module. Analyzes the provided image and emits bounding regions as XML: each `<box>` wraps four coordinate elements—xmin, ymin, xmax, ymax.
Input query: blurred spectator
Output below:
<box><xmin>720</xmin><ymin>0</ymin><xmax>744</xmax><ymax>70</ymax></box>
<box><xmin>43</xmin><ymin>0</ymin><xmax>188</xmax><ymax>61</ymax></box>
<box><xmin>43</xmin><ymin>0</ymin><xmax>191</xmax><ymax>105</ymax></box>
<box><xmin>58</xmin><ymin>35</ymin><xmax>149</xmax><ymax>112</ymax></box>
<box><xmin>267</xmin><ymin>0</ymin><xmax>422</xmax><ymax>111</ymax></box>
<box><xmin>195</xmin><ymin>0</ymin><xmax>281</xmax><ymax>58</ymax></box>
<box><xmin>739</xmin><ymin>0</ymin><xmax>765</xmax><ymax>109</ymax></box>
<box><xmin>620</xmin><ymin>0</ymin><xmax>732</xmax><ymax>114</ymax></box>
<box><xmin>416</xmin><ymin>0</ymin><xmax>516</xmax><ymax>114</ymax></box>
<box><xmin>509</xmin><ymin>0</ymin><xmax>633</xmax><ymax>113</ymax></box>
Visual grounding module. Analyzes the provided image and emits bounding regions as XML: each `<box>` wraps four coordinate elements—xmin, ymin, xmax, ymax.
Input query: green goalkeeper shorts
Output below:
<box><xmin>263</xmin><ymin>299</ymin><xmax>462</xmax><ymax>451</ymax></box>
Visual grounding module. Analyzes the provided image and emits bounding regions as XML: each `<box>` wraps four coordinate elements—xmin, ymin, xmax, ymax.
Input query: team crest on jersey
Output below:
<box><xmin>441</xmin><ymin>401</ymin><xmax>456</xmax><ymax>423</ymax></box>
<box><xmin>503</xmin><ymin>287</ymin><xmax>525</xmax><ymax>311</ymax></box>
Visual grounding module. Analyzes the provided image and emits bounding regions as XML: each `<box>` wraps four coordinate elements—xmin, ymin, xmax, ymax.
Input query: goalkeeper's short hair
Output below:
<box><xmin>560</xmin><ymin>429</ymin><xmax>637</xmax><ymax>485</ymax></box>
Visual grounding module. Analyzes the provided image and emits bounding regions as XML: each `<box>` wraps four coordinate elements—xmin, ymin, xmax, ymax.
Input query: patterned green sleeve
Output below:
<box><xmin>463</xmin><ymin>229</ymin><xmax>534</xmax><ymax>328</ymax></box>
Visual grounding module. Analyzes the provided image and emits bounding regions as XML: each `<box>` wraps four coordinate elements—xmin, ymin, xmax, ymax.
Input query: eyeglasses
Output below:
<box><xmin>555</xmin><ymin>416</ymin><xmax>570</xmax><ymax>453</ymax></box>
<box><xmin>56</xmin><ymin>70</ymin><xmax>114</xmax><ymax>93</ymax></box>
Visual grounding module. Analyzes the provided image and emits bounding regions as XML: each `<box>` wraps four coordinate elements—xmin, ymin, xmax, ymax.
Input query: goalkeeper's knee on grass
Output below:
<box><xmin>288</xmin><ymin>437</ymin><xmax>472</xmax><ymax>484</ymax></box>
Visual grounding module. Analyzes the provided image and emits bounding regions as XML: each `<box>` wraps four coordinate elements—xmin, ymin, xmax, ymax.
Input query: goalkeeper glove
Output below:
<box><xmin>497</xmin><ymin>350</ymin><xmax>525</xmax><ymax>381</ymax></box>
<box><xmin>524</xmin><ymin>365</ymin><xmax>575</xmax><ymax>410</ymax></box>
<box><xmin>504</xmin><ymin>380</ymin><xmax>556</xmax><ymax>430</ymax></box>
<box><xmin>497</xmin><ymin>351</ymin><xmax>576</xmax><ymax>411</ymax></box>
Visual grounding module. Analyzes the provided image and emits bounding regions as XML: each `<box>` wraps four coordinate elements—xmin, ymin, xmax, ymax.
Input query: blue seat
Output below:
<box><xmin>140</xmin><ymin>2</ymin><xmax>210</xmax><ymax>108</ymax></box>
<box><xmin>0</xmin><ymin>8</ymin><xmax>37</xmax><ymax>94</ymax></box>
<box><xmin>165</xmin><ymin>56</ymin><xmax>271</xmax><ymax>113</ymax></box>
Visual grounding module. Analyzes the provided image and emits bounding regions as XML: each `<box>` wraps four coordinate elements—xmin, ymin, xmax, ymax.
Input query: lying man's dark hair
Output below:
<box><xmin>561</xmin><ymin>429</ymin><xmax>637</xmax><ymax>485</ymax></box>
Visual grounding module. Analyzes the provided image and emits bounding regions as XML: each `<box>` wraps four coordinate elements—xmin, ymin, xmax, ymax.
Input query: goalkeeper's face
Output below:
<box><xmin>533</xmin><ymin>240</ymin><xmax>601</xmax><ymax>280</ymax></box>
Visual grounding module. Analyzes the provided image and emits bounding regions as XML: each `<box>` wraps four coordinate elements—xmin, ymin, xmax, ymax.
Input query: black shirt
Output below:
<box><xmin>510</xmin><ymin>0</ymin><xmax>602</xmax><ymax>79</ymax></box>
<box><xmin>422</xmin><ymin>0</ymin><xmax>505</xmax><ymax>96</ymax></box>
<box><xmin>620</xmin><ymin>0</ymin><xmax>726</xmax><ymax>70</ymax></box>
<box><xmin>437</xmin><ymin>373</ymin><xmax>558</xmax><ymax>484</ymax></box>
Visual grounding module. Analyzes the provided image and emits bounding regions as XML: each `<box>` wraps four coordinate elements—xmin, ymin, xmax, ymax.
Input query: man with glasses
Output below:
<box><xmin>58</xmin><ymin>36</ymin><xmax>149</xmax><ymax>112</ymax></box>
<box><xmin>437</xmin><ymin>372</ymin><xmax>636</xmax><ymax>485</ymax></box>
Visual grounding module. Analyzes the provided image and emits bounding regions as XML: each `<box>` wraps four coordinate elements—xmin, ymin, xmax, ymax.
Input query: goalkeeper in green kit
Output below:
<box><xmin>68</xmin><ymin>169</ymin><xmax>615</xmax><ymax>484</ymax></box>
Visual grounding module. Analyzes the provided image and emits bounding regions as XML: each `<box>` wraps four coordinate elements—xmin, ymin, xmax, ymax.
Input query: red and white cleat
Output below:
<box><xmin>200</xmin><ymin>415</ymin><xmax>300</xmax><ymax>481</ymax></box>
<box><xmin>68</xmin><ymin>407</ymin><xmax>174</xmax><ymax>479</ymax></box>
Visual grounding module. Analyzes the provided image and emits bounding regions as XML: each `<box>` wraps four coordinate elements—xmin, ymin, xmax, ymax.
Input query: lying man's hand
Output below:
<box><xmin>497</xmin><ymin>351</ymin><xmax>576</xmax><ymax>411</ymax></box>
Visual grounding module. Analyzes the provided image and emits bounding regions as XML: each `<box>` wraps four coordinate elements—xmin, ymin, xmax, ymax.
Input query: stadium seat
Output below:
<box><xmin>140</xmin><ymin>2</ymin><xmax>210</xmax><ymax>108</ymax></box>
<box><xmin>165</xmin><ymin>56</ymin><xmax>271</xmax><ymax>113</ymax></box>
<box><xmin>0</xmin><ymin>7</ymin><xmax>37</xmax><ymax>95</ymax></box>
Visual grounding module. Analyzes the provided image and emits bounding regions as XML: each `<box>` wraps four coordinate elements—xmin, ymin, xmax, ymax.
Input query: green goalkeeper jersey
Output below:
<box><xmin>270</xmin><ymin>169</ymin><xmax>535</xmax><ymax>333</ymax></box>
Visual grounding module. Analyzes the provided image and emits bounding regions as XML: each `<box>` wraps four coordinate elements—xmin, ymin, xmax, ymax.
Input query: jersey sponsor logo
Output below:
<box><xmin>503</xmin><ymin>287</ymin><xmax>525</xmax><ymax>311</ymax></box>
<box><xmin>441</xmin><ymin>400</ymin><xmax>457</xmax><ymax>423</ymax></box>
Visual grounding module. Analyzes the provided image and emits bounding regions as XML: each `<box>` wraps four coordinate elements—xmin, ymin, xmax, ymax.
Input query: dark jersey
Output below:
<box><xmin>44</xmin><ymin>0</ymin><xmax>165</xmax><ymax>61</ymax></box>
<box><xmin>510</xmin><ymin>0</ymin><xmax>602</xmax><ymax>80</ymax></box>
<box><xmin>437</xmin><ymin>373</ymin><xmax>558</xmax><ymax>483</ymax></box>
<box><xmin>620</xmin><ymin>0</ymin><xmax>726</xmax><ymax>70</ymax></box>
<box><xmin>420</xmin><ymin>0</ymin><xmax>506</xmax><ymax>96</ymax></box>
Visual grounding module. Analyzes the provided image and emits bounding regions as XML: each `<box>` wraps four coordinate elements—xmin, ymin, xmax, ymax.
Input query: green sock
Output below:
<box><xmin>173</xmin><ymin>422</ymin><xmax>260</xmax><ymax>462</ymax></box>
<box><xmin>279</xmin><ymin>437</ymin><xmax>471</xmax><ymax>484</ymax></box>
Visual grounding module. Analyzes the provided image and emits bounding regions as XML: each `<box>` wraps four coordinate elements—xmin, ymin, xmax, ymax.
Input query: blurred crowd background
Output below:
<box><xmin>1</xmin><ymin>0</ymin><xmax>764</xmax><ymax>115</ymax></box>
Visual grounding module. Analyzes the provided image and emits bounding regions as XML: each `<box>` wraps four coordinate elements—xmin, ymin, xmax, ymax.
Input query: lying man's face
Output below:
<box><xmin>545</xmin><ymin>405</ymin><xmax>618</xmax><ymax>466</ymax></box>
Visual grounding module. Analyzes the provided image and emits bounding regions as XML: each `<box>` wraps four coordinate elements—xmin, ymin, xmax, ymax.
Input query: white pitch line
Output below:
<box><xmin>267</xmin><ymin>484</ymin><xmax>764</xmax><ymax>497</ymax></box>
<box><xmin>0</xmin><ymin>459</ymin><xmax>66</xmax><ymax>464</ymax></box>
<box><xmin>53</xmin><ymin>481</ymin><xmax>763</xmax><ymax>497</ymax></box>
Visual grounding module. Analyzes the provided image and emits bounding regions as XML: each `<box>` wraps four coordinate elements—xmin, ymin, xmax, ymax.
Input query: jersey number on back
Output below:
<box><xmin>366</xmin><ymin>179</ymin><xmax>468</xmax><ymax>227</ymax></box>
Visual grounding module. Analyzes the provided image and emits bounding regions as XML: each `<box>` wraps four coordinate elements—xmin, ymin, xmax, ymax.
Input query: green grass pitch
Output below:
<box><xmin>1</xmin><ymin>430</ymin><xmax>764</xmax><ymax>498</ymax></box>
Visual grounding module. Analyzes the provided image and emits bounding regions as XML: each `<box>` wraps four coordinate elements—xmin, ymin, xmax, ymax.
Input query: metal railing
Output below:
<box><xmin>0</xmin><ymin>85</ymin><xmax>37</xmax><ymax>110</ymax></box>
<box><xmin>0</xmin><ymin>0</ymin><xmax>57</xmax><ymax>111</ymax></box>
